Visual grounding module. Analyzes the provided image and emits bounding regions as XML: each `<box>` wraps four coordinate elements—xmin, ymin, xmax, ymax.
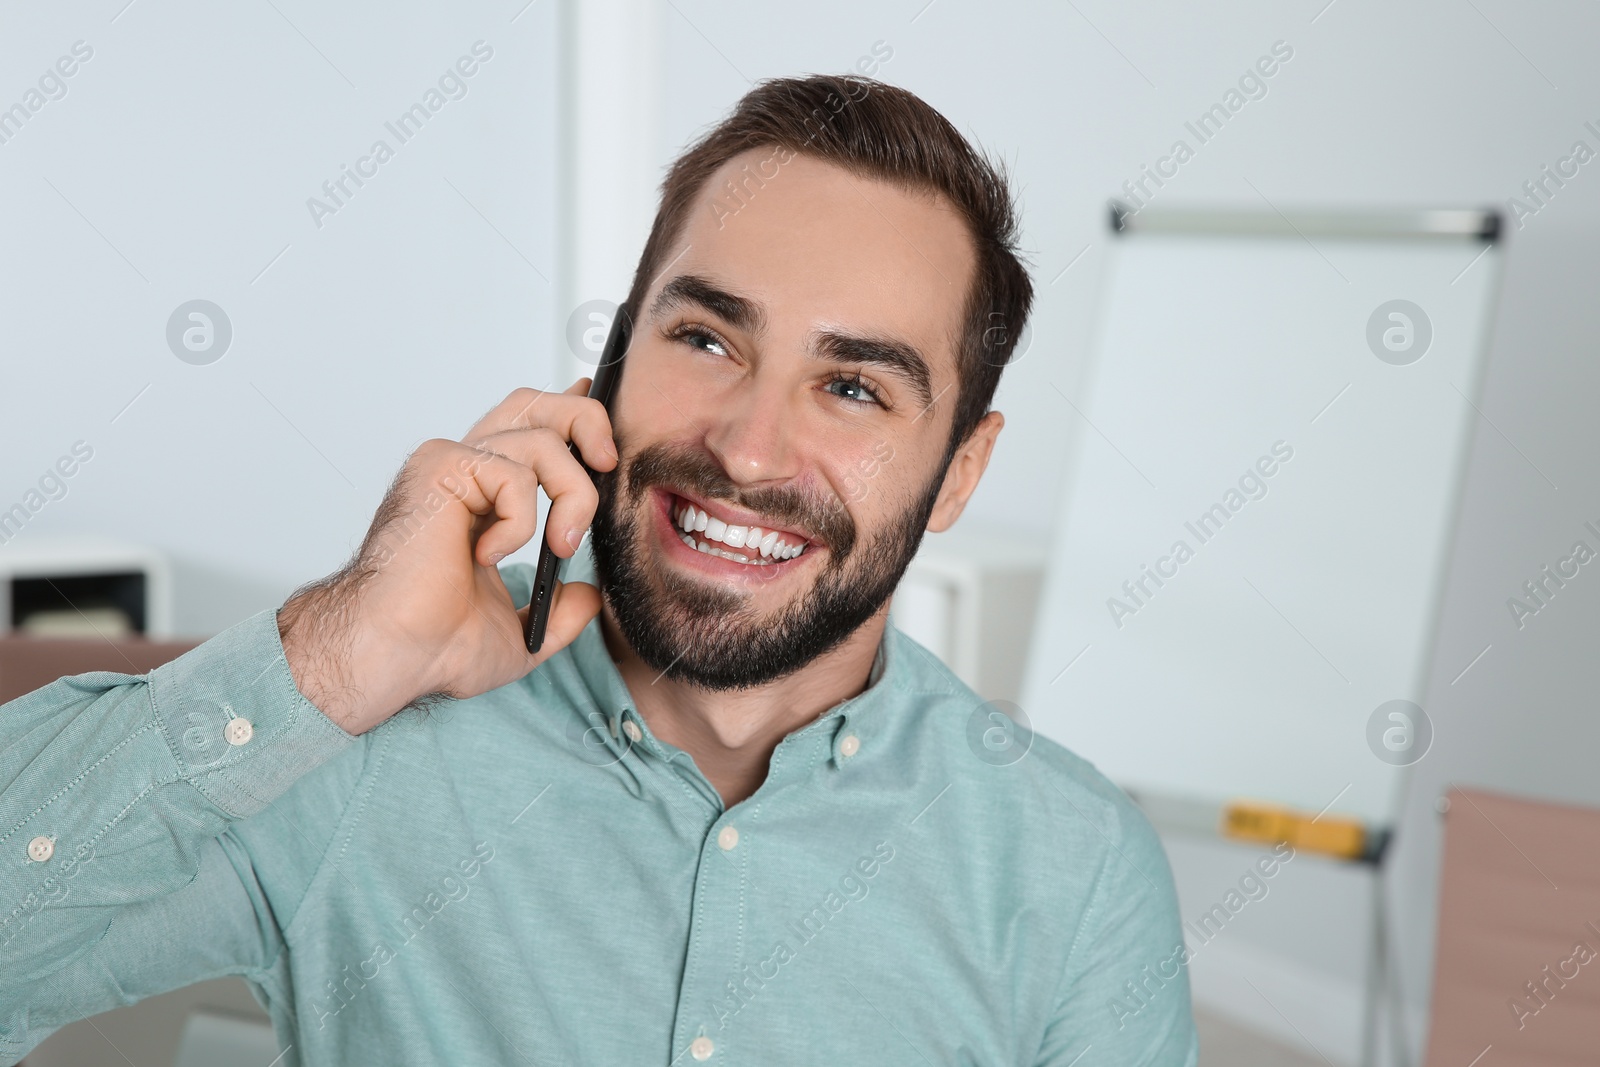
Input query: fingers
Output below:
<box><xmin>463</xmin><ymin>382</ymin><xmax>617</xmax><ymax>473</ymax></box>
<box><xmin>402</xmin><ymin>438</ymin><xmax>596</xmax><ymax>565</ymax></box>
<box><xmin>524</xmin><ymin>580</ymin><xmax>602</xmax><ymax>668</ymax></box>
<box><xmin>460</xmin><ymin>429</ymin><xmax>603</xmax><ymax>559</ymax></box>
<box><xmin>411</xmin><ymin>442</ymin><xmax>540</xmax><ymax>563</ymax></box>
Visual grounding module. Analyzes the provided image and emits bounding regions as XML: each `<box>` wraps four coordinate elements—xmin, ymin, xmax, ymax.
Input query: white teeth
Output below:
<box><xmin>672</xmin><ymin>498</ymin><xmax>809</xmax><ymax>562</ymax></box>
<box><xmin>679</xmin><ymin>529</ymin><xmax>776</xmax><ymax>566</ymax></box>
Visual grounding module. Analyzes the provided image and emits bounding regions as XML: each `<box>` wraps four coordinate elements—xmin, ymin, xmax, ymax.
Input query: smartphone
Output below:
<box><xmin>521</xmin><ymin>306</ymin><xmax>632</xmax><ymax>653</ymax></box>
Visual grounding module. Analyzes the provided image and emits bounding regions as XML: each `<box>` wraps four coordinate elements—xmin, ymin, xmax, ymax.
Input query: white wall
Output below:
<box><xmin>5</xmin><ymin>1</ymin><xmax>1599</xmax><ymax>1062</ymax></box>
<box><xmin>0</xmin><ymin>0</ymin><xmax>560</xmax><ymax>633</ymax></box>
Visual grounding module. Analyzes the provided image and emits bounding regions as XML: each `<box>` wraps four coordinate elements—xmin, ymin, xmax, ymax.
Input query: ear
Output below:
<box><xmin>926</xmin><ymin>411</ymin><xmax>1004</xmax><ymax>533</ymax></box>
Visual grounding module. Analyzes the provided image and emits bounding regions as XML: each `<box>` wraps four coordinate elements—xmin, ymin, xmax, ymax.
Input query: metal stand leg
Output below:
<box><xmin>1361</xmin><ymin>863</ymin><xmax>1385</xmax><ymax>1067</ymax></box>
<box><xmin>1362</xmin><ymin>857</ymin><xmax>1413</xmax><ymax>1067</ymax></box>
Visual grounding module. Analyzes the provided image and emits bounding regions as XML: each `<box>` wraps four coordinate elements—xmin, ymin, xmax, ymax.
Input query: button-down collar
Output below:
<box><xmin>558</xmin><ymin>597</ymin><xmax>897</xmax><ymax>783</ymax></box>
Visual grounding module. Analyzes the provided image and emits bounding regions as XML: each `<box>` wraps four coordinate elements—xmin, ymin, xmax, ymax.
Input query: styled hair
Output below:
<box><xmin>621</xmin><ymin>74</ymin><xmax>1033</xmax><ymax>462</ymax></box>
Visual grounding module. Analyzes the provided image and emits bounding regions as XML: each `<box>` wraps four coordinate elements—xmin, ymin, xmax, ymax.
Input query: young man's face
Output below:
<box><xmin>590</xmin><ymin>148</ymin><xmax>981</xmax><ymax>689</ymax></box>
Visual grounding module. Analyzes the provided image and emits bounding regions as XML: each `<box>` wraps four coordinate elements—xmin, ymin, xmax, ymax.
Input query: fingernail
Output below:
<box><xmin>603</xmin><ymin>441</ymin><xmax>618</xmax><ymax>461</ymax></box>
<box><xmin>487</xmin><ymin>551</ymin><xmax>506</xmax><ymax>564</ymax></box>
<box><xmin>566</xmin><ymin>528</ymin><xmax>582</xmax><ymax>551</ymax></box>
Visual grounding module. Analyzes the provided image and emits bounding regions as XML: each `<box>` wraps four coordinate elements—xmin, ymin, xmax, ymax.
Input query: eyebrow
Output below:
<box><xmin>650</xmin><ymin>272</ymin><xmax>935</xmax><ymax>411</ymax></box>
<box><xmin>650</xmin><ymin>274</ymin><xmax>766</xmax><ymax>336</ymax></box>
<box><xmin>811</xmin><ymin>330</ymin><xmax>933</xmax><ymax>411</ymax></box>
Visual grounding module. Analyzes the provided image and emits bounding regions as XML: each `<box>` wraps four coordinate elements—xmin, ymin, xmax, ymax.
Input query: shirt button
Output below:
<box><xmin>717</xmin><ymin>825</ymin><xmax>739</xmax><ymax>851</ymax></box>
<box><xmin>691</xmin><ymin>1036</ymin><xmax>715</xmax><ymax>1060</ymax></box>
<box><xmin>840</xmin><ymin>733</ymin><xmax>860</xmax><ymax>758</ymax></box>
<box><xmin>622</xmin><ymin>719</ymin><xmax>642</xmax><ymax>743</ymax></box>
<box><xmin>224</xmin><ymin>718</ymin><xmax>254</xmax><ymax>746</ymax></box>
<box><xmin>27</xmin><ymin>836</ymin><xmax>54</xmax><ymax>862</ymax></box>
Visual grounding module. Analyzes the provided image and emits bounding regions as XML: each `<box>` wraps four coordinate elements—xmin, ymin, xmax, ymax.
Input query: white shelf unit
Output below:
<box><xmin>0</xmin><ymin>538</ymin><xmax>173</xmax><ymax>638</ymax></box>
<box><xmin>890</xmin><ymin>524</ymin><xmax>1048</xmax><ymax>705</ymax></box>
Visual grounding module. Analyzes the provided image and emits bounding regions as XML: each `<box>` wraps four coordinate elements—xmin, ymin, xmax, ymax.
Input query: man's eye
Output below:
<box><xmin>669</xmin><ymin>324</ymin><xmax>729</xmax><ymax>357</ymax></box>
<box><xmin>826</xmin><ymin>373</ymin><xmax>884</xmax><ymax>407</ymax></box>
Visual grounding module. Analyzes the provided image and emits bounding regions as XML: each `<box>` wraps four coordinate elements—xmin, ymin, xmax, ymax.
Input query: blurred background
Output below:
<box><xmin>4</xmin><ymin>1</ymin><xmax>1600</xmax><ymax>1064</ymax></box>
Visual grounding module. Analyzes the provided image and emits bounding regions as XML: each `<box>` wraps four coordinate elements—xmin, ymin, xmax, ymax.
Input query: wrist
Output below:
<box><xmin>278</xmin><ymin>572</ymin><xmax>439</xmax><ymax>733</ymax></box>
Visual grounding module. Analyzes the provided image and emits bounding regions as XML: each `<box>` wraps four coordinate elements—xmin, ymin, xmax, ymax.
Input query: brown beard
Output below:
<box><xmin>589</xmin><ymin>439</ymin><xmax>944</xmax><ymax>690</ymax></box>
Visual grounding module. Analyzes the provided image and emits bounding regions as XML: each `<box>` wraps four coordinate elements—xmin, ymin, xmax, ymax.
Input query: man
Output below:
<box><xmin>0</xmin><ymin>75</ymin><xmax>1197</xmax><ymax>1065</ymax></box>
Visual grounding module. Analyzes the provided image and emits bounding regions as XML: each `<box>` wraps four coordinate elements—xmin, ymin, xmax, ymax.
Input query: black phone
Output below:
<box><xmin>521</xmin><ymin>306</ymin><xmax>632</xmax><ymax>653</ymax></box>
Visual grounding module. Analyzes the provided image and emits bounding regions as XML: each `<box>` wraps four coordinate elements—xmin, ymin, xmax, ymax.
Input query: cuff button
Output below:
<box><xmin>225</xmin><ymin>718</ymin><xmax>255</xmax><ymax>746</ymax></box>
<box><xmin>27</xmin><ymin>835</ymin><xmax>54</xmax><ymax>862</ymax></box>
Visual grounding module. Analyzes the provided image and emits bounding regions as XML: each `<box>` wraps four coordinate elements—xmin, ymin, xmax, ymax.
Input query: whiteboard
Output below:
<box><xmin>1019</xmin><ymin>208</ymin><xmax>1500</xmax><ymax>827</ymax></box>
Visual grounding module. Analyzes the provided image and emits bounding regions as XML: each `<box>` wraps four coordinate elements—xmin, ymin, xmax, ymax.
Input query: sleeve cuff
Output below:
<box><xmin>145</xmin><ymin>607</ymin><xmax>359</xmax><ymax>819</ymax></box>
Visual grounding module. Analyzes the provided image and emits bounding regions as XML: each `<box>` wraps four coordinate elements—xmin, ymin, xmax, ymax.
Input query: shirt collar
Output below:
<box><xmin>558</xmin><ymin>602</ymin><xmax>903</xmax><ymax>772</ymax></box>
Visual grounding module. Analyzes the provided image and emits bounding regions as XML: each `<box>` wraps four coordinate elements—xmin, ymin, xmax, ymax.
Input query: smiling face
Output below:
<box><xmin>589</xmin><ymin>149</ymin><xmax>985</xmax><ymax>690</ymax></box>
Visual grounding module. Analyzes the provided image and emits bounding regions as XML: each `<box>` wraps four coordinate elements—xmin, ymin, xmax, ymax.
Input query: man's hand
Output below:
<box><xmin>277</xmin><ymin>380</ymin><xmax>617</xmax><ymax>734</ymax></box>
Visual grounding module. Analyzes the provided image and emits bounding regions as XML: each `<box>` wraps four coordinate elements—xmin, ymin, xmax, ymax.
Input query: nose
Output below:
<box><xmin>701</xmin><ymin>372</ymin><xmax>802</xmax><ymax>488</ymax></box>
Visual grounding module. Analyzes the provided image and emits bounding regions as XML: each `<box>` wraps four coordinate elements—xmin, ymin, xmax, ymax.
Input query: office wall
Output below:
<box><xmin>0</xmin><ymin>0</ymin><xmax>560</xmax><ymax>634</ymax></box>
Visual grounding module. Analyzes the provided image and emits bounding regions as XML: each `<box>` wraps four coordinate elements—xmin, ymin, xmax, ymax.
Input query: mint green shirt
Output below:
<box><xmin>0</xmin><ymin>561</ymin><xmax>1197</xmax><ymax>1065</ymax></box>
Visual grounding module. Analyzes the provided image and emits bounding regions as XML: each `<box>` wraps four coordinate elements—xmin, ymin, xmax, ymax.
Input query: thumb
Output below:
<box><xmin>527</xmin><ymin>580</ymin><xmax>601</xmax><ymax>667</ymax></box>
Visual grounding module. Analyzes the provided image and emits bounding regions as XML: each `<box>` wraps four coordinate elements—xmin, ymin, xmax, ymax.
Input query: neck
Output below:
<box><xmin>600</xmin><ymin>602</ymin><xmax>888</xmax><ymax>808</ymax></box>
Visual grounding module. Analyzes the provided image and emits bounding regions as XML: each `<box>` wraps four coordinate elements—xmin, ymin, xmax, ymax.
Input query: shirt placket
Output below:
<box><xmin>657</xmin><ymin>711</ymin><xmax>853</xmax><ymax>1065</ymax></box>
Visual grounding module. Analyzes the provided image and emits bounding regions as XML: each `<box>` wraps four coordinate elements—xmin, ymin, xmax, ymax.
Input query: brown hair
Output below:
<box><xmin>621</xmin><ymin>73</ymin><xmax>1033</xmax><ymax>464</ymax></box>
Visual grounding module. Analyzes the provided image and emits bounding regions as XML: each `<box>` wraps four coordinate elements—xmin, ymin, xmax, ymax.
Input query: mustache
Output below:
<box><xmin>617</xmin><ymin>440</ymin><xmax>856</xmax><ymax>557</ymax></box>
